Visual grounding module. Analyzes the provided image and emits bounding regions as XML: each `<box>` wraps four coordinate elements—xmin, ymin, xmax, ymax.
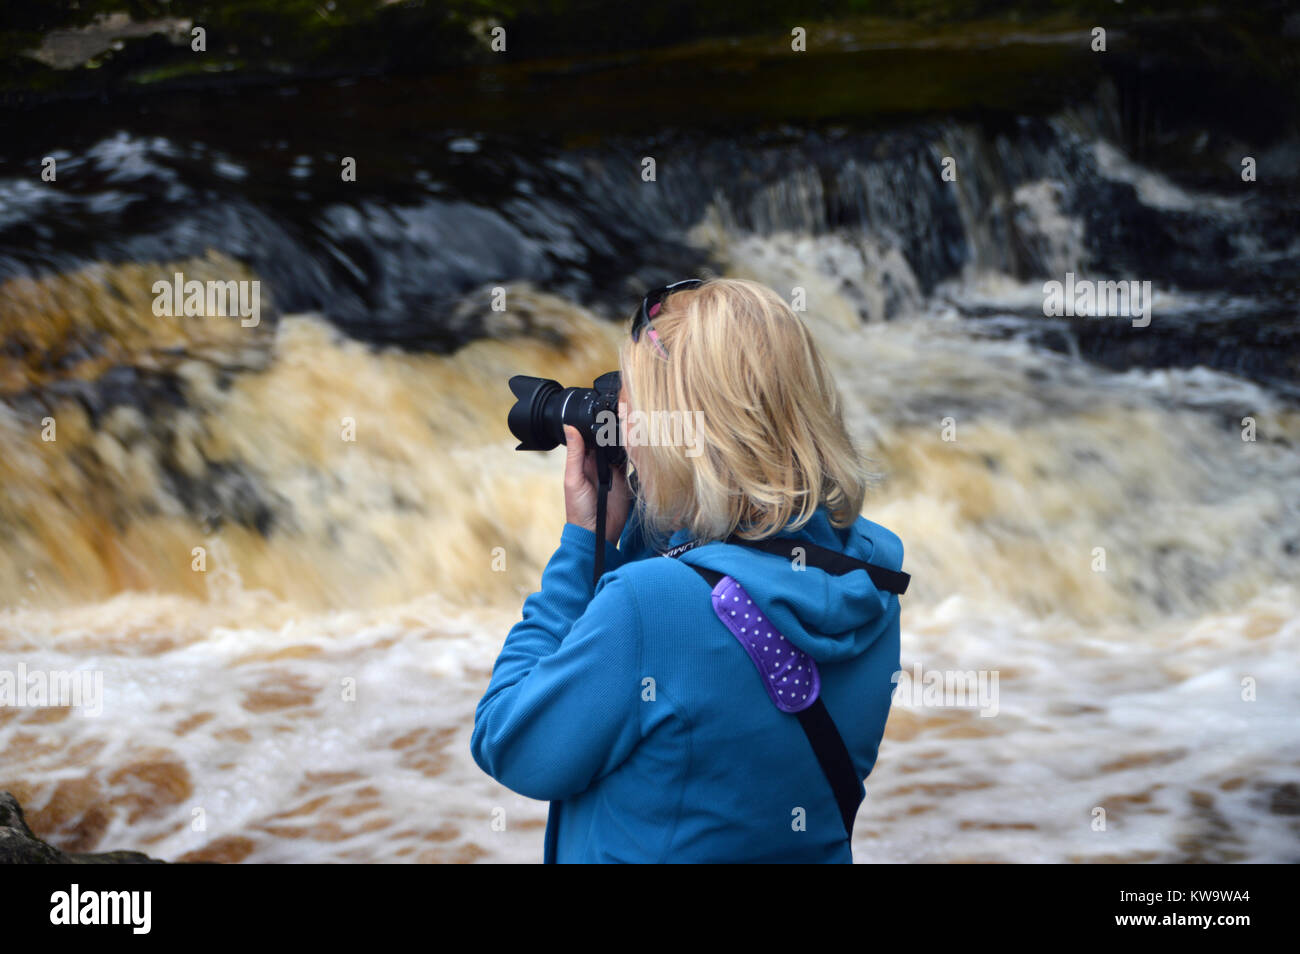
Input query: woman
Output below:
<box><xmin>471</xmin><ymin>277</ymin><xmax>906</xmax><ymax>863</ymax></box>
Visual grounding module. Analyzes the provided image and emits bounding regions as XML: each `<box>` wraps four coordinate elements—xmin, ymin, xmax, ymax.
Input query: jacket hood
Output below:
<box><xmin>674</xmin><ymin>508</ymin><xmax>903</xmax><ymax>664</ymax></box>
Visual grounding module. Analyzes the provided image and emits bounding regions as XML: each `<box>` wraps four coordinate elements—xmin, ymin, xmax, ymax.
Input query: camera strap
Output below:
<box><xmin>665</xmin><ymin>537</ymin><xmax>909</xmax><ymax>841</ymax></box>
<box><xmin>665</xmin><ymin>536</ymin><xmax>909</xmax><ymax>595</ymax></box>
<box><xmin>591</xmin><ymin>453</ymin><xmax>613</xmax><ymax>587</ymax></box>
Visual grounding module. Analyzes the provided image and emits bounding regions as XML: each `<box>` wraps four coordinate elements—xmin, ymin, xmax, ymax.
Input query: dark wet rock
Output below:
<box><xmin>0</xmin><ymin>792</ymin><xmax>167</xmax><ymax>864</ymax></box>
<box><xmin>1268</xmin><ymin>781</ymin><xmax>1300</xmax><ymax>816</ymax></box>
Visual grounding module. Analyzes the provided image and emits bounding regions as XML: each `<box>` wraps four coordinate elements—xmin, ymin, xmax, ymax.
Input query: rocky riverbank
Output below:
<box><xmin>0</xmin><ymin>791</ymin><xmax>167</xmax><ymax>863</ymax></box>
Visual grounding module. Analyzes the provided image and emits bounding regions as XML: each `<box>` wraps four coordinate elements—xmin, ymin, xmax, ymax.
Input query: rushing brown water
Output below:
<box><xmin>3</xmin><ymin>236</ymin><xmax>1297</xmax><ymax>861</ymax></box>
<box><xmin>1</xmin><ymin>73</ymin><xmax>1297</xmax><ymax>859</ymax></box>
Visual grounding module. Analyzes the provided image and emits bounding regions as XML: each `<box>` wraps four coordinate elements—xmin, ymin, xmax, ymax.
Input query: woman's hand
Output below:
<box><xmin>564</xmin><ymin>425</ymin><xmax>631</xmax><ymax>545</ymax></box>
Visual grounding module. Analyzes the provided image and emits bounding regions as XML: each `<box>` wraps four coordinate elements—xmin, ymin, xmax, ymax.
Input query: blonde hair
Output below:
<box><xmin>618</xmin><ymin>277</ymin><xmax>870</xmax><ymax>548</ymax></box>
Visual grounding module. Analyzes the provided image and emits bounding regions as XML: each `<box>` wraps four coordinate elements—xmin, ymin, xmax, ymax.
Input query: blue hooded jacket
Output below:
<box><xmin>470</xmin><ymin>503</ymin><xmax>904</xmax><ymax>863</ymax></box>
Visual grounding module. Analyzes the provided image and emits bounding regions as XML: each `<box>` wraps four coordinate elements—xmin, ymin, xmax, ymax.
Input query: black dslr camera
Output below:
<box><xmin>506</xmin><ymin>371</ymin><xmax>626</xmax><ymax>468</ymax></box>
<box><xmin>507</xmin><ymin>371</ymin><xmax>627</xmax><ymax>584</ymax></box>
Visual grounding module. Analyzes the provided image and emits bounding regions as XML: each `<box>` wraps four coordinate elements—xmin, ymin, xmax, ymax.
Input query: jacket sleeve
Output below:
<box><xmin>470</xmin><ymin>523</ymin><xmax>645</xmax><ymax>801</ymax></box>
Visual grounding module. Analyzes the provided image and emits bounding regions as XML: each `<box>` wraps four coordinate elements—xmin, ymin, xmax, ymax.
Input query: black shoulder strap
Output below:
<box><xmin>726</xmin><ymin>536</ymin><xmax>909</xmax><ymax>595</ymax></box>
<box><xmin>684</xmin><ymin>562</ymin><xmax>861</xmax><ymax>840</ymax></box>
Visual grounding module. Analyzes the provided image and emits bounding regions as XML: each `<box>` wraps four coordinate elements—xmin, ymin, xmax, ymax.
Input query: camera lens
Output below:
<box><xmin>507</xmin><ymin>373</ymin><xmax>624</xmax><ymax>468</ymax></box>
<box><xmin>508</xmin><ymin>376</ymin><xmax>572</xmax><ymax>450</ymax></box>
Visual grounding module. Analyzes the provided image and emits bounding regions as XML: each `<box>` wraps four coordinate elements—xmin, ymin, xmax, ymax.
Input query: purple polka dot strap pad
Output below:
<box><xmin>709</xmin><ymin>574</ymin><xmax>821</xmax><ymax>714</ymax></box>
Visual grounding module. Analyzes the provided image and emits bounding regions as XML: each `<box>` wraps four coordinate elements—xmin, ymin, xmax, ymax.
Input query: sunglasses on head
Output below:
<box><xmin>630</xmin><ymin>278</ymin><xmax>704</xmax><ymax>357</ymax></box>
